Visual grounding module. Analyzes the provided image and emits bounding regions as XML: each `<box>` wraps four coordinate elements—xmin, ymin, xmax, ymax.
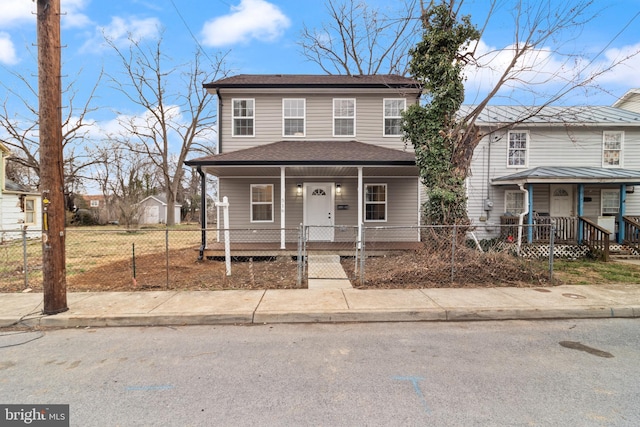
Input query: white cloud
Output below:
<box><xmin>201</xmin><ymin>0</ymin><xmax>291</xmax><ymax>47</ymax></box>
<box><xmin>80</xmin><ymin>16</ymin><xmax>161</xmax><ymax>53</ymax></box>
<box><xmin>0</xmin><ymin>0</ymin><xmax>33</xmax><ymax>28</ymax></box>
<box><xmin>593</xmin><ymin>42</ymin><xmax>640</xmax><ymax>87</ymax></box>
<box><xmin>62</xmin><ymin>0</ymin><xmax>92</xmax><ymax>29</ymax></box>
<box><xmin>0</xmin><ymin>32</ymin><xmax>18</xmax><ymax>65</ymax></box>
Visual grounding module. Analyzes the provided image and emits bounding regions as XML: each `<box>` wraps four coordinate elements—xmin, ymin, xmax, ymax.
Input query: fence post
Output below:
<box><xmin>549</xmin><ymin>222</ymin><xmax>555</xmax><ymax>283</ymax></box>
<box><xmin>165</xmin><ymin>227</ymin><xmax>170</xmax><ymax>289</ymax></box>
<box><xmin>359</xmin><ymin>224</ymin><xmax>366</xmax><ymax>286</ymax></box>
<box><xmin>22</xmin><ymin>227</ymin><xmax>28</xmax><ymax>290</ymax></box>
<box><xmin>297</xmin><ymin>223</ymin><xmax>303</xmax><ymax>287</ymax></box>
<box><xmin>451</xmin><ymin>225</ymin><xmax>457</xmax><ymax>283</ymax></box>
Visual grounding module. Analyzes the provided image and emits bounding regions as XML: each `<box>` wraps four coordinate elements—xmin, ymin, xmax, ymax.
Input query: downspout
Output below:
<box><xmin>516</xmin><ymin>183</ymin><xmax>529</xmax><ymax>255</ymax></box>
<box><xmin>197</xmin><ymin>166</ymin><xmax>207</xmax><ymax>260</ymax></box>
<box><xmin>216</xmin><ymin>87</ymin><xmax>222</xmax><ymax>154</ymax></box>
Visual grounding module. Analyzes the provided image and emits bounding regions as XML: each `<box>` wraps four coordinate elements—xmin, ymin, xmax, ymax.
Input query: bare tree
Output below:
<box><xmin>404</xmin><ymin>0</ymin><xmax>640</xmax><ymax>224</ymax></box>
<box><xmin>107</xmin><ymin>35</ymin><xmax>227</xmax><ymax>226</ymax></box>
<box><xmin>298</xmin><ymin>0</ymin><xmax>422</xmax><ymax>75</ymax></box>
<box><xmin>0</xmin><ymin>67</ymin><xmax>103</xmax><ymax>198</ymax></box>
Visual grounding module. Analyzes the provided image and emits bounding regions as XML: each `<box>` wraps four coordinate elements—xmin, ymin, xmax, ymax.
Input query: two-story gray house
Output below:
<box><xmin>465</xmin><ymin>91</ymin><xmax>640</xmax><ymax>254</ymax></box>
<box><xmin>186</xmin><ymin>74</ymin><xmax>423</xmax><ymax>254</ymax></box>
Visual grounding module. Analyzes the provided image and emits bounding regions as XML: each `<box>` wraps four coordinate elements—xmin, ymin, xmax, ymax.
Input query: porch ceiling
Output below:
<box><xmin>492</xmin><ymin>166</ymin><xmax>640</xmax><ymax>185</ymax></box>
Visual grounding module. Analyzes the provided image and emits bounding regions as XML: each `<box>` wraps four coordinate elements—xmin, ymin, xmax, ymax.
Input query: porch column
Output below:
<box><xmin>577</xmin><ymin>184</ymin><xmax>584</xmax><ymax>244</ymax></box>
<box><xmin>197</xmin><ymin>166</ymin><xmax>207</xmax><ymax>260</ymax></box>
<box><xmin>358</xmin><ymin>166</ymin><xmax>363</xmax><ymax>249</ymax></box>
<box><xmin>527</xmin><ymin>184</ymin><xmax>533</xmax><ymax>243</ymax></box>
<box><xmin>280</xmin><ymin>167</ymin><xmax>286</xmax><ymax>249</ymax></box>
<box><xmin>619</xmin><ymin>184</ymin><xmax>627</xmax><ymax>243</ymax></box>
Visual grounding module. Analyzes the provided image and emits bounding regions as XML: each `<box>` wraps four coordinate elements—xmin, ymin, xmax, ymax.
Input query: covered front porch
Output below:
<box><xmin>493</xmin><ymin>167</ymin><xmax>640</xmax><ymax>260</ymax></box>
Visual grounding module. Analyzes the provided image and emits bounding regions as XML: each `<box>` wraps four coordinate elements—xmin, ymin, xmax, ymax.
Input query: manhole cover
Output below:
<box><xmin>562</xmin><ymin>293</ymin><xmax>586</xmax><ymax>299</ymax></box>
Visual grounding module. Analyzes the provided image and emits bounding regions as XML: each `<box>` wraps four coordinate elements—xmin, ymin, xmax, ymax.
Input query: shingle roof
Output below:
<box><xmin>459</xmin><ymin>105</ymin><xmax>640</xmax><ymax>126</ymax></box>
<box><xmin>4</xmin><ymin>179</ymin><xmax>37</xmax><ymax>193</ymax></box>
<box><xmin>493</xmin><ymin>166</ymin><xmax>640</xmax><ymax>185</ymax></box>
<box><xmin>186</xmin><ymin>140</ymin><xmax>417</xmax><ymax>166</ymax></box>
<box><xmin>205</xmin><ymin>74</ymin><xmax>422</xmax><ymax>91</ymax></box>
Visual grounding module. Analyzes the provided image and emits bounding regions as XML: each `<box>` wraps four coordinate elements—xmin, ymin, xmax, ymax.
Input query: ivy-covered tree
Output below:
<box><xmin>403</xmin><ymin>3</ymin><xmax>479</xmax><ymax>225</ymax></box>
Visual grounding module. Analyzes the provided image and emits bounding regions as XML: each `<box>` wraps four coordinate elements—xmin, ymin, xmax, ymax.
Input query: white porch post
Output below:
<box><xmin>358</xmin><ymin>166</ymin><xmax>363</xmax><ymax>249</ymax></box>
<box><xmin>280</xmin><ymin>167</ymin><xmax>286</xmax><ymax>249</ymax></box>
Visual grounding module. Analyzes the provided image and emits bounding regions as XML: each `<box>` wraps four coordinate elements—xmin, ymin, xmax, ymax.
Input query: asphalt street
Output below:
<box><xmin>1</xmin><ymin>319</ymin><xmax>639</xmax><ymax>426</ymax></box>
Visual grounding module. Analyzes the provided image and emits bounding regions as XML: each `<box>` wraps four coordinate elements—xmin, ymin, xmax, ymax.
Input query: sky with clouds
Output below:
<box><xmin>1</xmin><ymin>0</ymin><xmax>639</xmax><ymax>133</ymax></box>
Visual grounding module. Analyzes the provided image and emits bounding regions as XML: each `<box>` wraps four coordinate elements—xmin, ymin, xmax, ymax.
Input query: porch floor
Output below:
<box><xmin>202</xmin><ymin>241</ymin><xmax>423</xmax><ymax>257</ymax></box>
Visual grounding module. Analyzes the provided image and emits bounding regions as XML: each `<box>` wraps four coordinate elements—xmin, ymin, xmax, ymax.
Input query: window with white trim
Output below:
<box><xmin>250</xmin><ymin>184</ymin><xmax>273</xmax><ymax>222</ymax></box>
<box><xmin>90</xmin><ymin>200</ymin><xmax>99</xmax><ymax>207</ymax></box>
<box><xmin>603</xmin><ymin>131</ymin><xmax>623</xmax><ymax>167</ymax></box>
<box><xmin>365</xmin><ymin>184</ymin><xmax>387</xmax><ymax>221</ymax></box>
<box><xmin>504</xmin><ymin>190</ymin><xmax>525</xmax><ymax>215</ymax></box>
<box><xmin>384</xmin><ymin>99</ymin><xmax>405</xmax><ymax>136</ymax></box>
<box><xmin>601</xmin><ymin>189</ymin><xmax>620</xmax><ymax>215</ymax></box>
<box><xmin>232</xmin><ymin>99</ymin><xmax>254</xmax><ymax>136</ymax></box>
<box><xmin>333</xmin><ymin>98</ymin><xmax>355</xmax><ymax>137</ymax></box>
<box><xmin>507</xmin><ymin>131</ymin><xmax>528</xmax><ymax>167</ymax></box>
<box><xmin>283</xmin><ymin>99</ymin><xmax>305</xmax><ymax>136</ymax></box>
<box><xmin>24</xmin><ymin>198</ymin><xmax>36</xmax><ymax>224</ymax></box>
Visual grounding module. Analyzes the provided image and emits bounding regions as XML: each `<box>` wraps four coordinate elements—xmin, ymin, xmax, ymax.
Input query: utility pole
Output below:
<box><xmin>37</xmin><ymin>0</ymin><xmax>68</xmax><ymax>314</ymax></box>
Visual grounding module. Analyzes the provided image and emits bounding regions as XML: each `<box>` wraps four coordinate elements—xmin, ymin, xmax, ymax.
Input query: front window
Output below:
<box><xmin>232</xmin><ymin>99</ymin><xmax>254</xmax><ymax>136</ymax></box>
<box><xmin>603</xmin><ymin>131</ymin><xmax>623</xmax><ymax>167</ymax></box>
<box><xmin>384</xmin><ymin>99</ymin><xmax>406</xmax><ymax>136</ymax></box>
<box><xmin>601</xmin><ymin>189</ymin><xmax>620</xmax><ymax>215</ymax></box>
<box><xmin>507</xmin><ymin>131</ymin><xmax>528</xmax><ymax>167</ymax></box>
<box><xmin>333</xmin><ymin>98</ymin><xmax>355</xmax><ymax>137</ymax></box>
<box><xmin>90</xmin><ymin>200</ymin><xmax>99</xmax><ymax>207</ymax></box>
<box><xmin>251</xmin><ymin>184</ymin><xmax>273</xmax><ymax>222</ymax></box>
<box><xmin>365</xmin><ymin>184</ymin><xmax>387</xmax><ymax>221</ymax></box>
<box><xmin>283</xmin><ymin>99</ymin><xmax>305</xmax><ymax>136</ymax></box>
<box><xmin>504</xmin><ymin>190</ymin><xmax>525</xmax><ymax>215</ymax></box>
<box><xmin>24</xmin><ymin>198</ymin><xmax>36</xmax><ymax>224</ymax></box>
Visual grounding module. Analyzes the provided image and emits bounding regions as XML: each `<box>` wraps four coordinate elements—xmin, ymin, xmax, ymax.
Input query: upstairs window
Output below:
<box><xmin>365</xmin><ymin>184</ymin><xmax>387</xmax><ymax>221</ymax></box>
<box><xmin>90</xmin><ymin>200</ymin><xmax>99</xmax><ymax>207</ymax></box>
<box><xmin>333</xmin><ymin>98</ymin><xmax>355</xmax><ymax>137</ymax></box>
<box><xmin>251</xmin><ymin>184</ymin><xmax>273</xmax><ymax>222</ymax></box>
<box><xmin>603</xmin><ymin>131</ymin><xmax>623</xmax><ymax>168</ymax></box>
<box><xmin>507</xmin><ymin>131</ymin><xmax>528</xmax><ymax>167</ymax></box>
<box><xmin>232</xmin><ymin>99</ymin><xmax>254</xmax><ymax>136</ymax></box>
<box><xmin>384</xmin><ymin>99</ymin><xmax>405</xmax><ymax>136</ymax></box>
<box><xmin>283</xmin><ymin>99</ymin><xmax>305</xmax><ymax>137</ymax></box>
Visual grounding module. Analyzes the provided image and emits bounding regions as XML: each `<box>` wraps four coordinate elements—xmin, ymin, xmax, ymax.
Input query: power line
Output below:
<box><xmin>169</xmin><ymin>0</ymin><xmax>215</xmax><ymax>65</ymax></box>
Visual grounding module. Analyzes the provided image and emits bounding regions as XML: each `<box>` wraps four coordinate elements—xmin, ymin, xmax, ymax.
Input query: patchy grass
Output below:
<box><xmin>553</xmin><ymin>259</ymin><xmax>640</xmax><ymax>285</ymax></box>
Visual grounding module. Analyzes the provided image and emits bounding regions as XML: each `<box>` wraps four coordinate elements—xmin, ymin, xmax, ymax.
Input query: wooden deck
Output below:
<box><xmin>202</xmin><ymin>241</ymin><xmax>423</xmax><ymax>257</ymax></box>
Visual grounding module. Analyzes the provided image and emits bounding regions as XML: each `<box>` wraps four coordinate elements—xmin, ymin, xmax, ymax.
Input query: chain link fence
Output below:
<box><xmin>1</xmin><ymin>223</ymin><xmax>573</xmax><ymax>292</ymax></box>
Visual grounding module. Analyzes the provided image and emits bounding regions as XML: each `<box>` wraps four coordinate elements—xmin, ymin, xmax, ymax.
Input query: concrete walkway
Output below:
<box><xmin>1</xmin><ymin>283</ymin><xmax>639</xmax><ymax>328</ymax></box>
<box><xmin>307</xmin><ymin>254</ymin><xmax>353</xmax><ymax>290</ymax></box>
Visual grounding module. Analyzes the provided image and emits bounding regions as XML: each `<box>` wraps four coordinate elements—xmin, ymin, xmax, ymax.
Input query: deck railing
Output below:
<box><xmin>499</xmin><ymin>215</ymin><xmax>577</xmax><ymax>243</ymax></box>
<box><xmin>580</xmin><ymin>217</ymin><xmax>610</xmax><ymax>262</ymax></box>
<box><xmin>622</xmin><ymin>216</ymin><xmax>640</xmax><ymax>251</ymax></box>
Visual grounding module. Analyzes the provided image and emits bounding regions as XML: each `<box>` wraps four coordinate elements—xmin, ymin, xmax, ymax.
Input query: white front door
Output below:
<box><xmin>303</xmin><ymin>182</ymin><xmax>335</xmax><ymax>241</ymax></box>
<box><xmin>550</xmin><ymin>184</ymin><xmax>574</xmax><ymax>217</ymax></box>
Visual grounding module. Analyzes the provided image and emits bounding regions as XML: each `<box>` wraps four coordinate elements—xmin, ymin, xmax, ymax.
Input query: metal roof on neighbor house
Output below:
<box><xmin>186</xmin><ymin>140</ymin><xmax>417</xmax><ymax>167</ymax></box>
<box><xmin>204</xmin><ymin>74</ymin><xmax>422</xmax><ymax>91</ymax></box>
<box><xmin>459</xmin><ymin>105</ymin><xmax>640</xmax><ymax>126</ymax></box>
<box><xmin>493</xmin><ymin>166</ymin><xmax>640</xmax><ymax>185</ymax></box>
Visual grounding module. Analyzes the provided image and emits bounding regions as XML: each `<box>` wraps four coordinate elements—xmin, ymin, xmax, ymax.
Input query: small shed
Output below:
<box><xmin>138</xmin><ymin>195</ymin><xmax>182</xmax><ymax>225</ymax></box>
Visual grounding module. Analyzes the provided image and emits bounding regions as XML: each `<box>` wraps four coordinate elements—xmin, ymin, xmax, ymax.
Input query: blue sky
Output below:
<box><xmin>1</xmin><ymin>0</ymin><xmax>640</xmax><ymax>134</ymax></box>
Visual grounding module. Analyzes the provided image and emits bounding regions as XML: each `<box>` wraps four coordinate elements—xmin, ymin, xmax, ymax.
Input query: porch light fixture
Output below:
<box><xmin>297</xmin><ymin>183</ymin><xmax>302</xmax><ymax>195</ymax></box>
<box><xmin>336</xmin><ymin>184</ymin><xmax>341</xmax><ymax>194</ymax></box>
<box><xmin>627</xmin><ymin>186</ymin><xmax>635</xmax><ymax>194</ymax></box>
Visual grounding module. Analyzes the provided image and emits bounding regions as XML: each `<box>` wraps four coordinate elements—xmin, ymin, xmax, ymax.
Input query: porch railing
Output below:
<box><xmin>622</xmin><ymin>216</ymin><xmax>640</xmax><ymax>251</ymax></box>
<box><xmin>499</xmin><ymin>215</ymin><xmax>577</xmax><ymax>243</ymax></box>
<box><xmin>580</xmin><ymin>217</ymin><xmax>610</xmax><ymax>262</ymax></box>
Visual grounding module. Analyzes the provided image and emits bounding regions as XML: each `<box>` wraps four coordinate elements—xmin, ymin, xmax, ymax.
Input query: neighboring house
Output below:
<box><xmin>138</xmin><ymin>195</ymin><xmax>182</xmax><ymax>225</ymax></box>
<box><xmin>185</xmin><ymin>74</ymin><xmax>422</xmax><ymax>249</ymax></box>
<box><xmin>0</xmin><ymin>141</ymin><xmax>42</xmax><ymax>240</ymax></box>
<box><xmin>465</xmin><ymin>94</ymin><xmax>640</xmax><ymax>249</ymax></box>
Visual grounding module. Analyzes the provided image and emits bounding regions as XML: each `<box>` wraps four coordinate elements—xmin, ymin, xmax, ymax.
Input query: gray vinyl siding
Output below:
<box><xmin>616</xmin><ymin>97</ymin><xmax>640</xmax><ymax>114</ymax></box>
<box><xmin>220</xmin><ymin>91</ymin><xmax>416</xmax><ymax>152</ymax></box>
<box><xmin>218</xmin><ymin>176</ymin><xmax>419</xmax><ymax>242</ymax></box>
<box><xmin>467</xmin><ymin>125</ymin><xmax>640</xmax><ymax>239</ymax></box>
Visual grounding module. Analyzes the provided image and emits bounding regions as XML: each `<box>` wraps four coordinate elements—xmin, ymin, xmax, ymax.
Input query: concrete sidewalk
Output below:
<box><xmin>1</xmin><ymin>284</ymin><xmax>639</xmax><ymax>328</ymax></box>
